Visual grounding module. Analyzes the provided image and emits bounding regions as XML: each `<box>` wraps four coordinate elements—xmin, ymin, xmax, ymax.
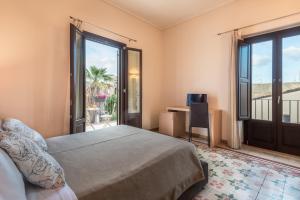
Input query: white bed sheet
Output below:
<box><xmin>26</xmin><ymin>183</ymin><xmax>78</xmax><ymax>200</ymax></box>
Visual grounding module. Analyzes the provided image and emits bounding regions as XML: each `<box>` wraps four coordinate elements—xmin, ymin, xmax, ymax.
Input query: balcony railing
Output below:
<box><xmin>252</xmin><ymin>99</ymin><xmax>300</xmax><ymax>124</ymax></box>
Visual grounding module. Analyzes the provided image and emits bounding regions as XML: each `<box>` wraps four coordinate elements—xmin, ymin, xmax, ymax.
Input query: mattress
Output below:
<box><xmin>46</xmin><ymin>125</ymin><xmax>204</xmax><ymax>200</ymax></box>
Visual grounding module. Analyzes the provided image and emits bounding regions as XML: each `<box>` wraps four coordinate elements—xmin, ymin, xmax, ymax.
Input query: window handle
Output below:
<box><xmin>278</xmin><ymin>96</ymin><xmax>281</xmax><ymax>104</ymax></box>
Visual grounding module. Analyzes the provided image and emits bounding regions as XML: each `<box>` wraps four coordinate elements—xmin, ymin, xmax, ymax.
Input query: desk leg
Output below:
<box><xmin>189</xmin><ymin>126</ymin><xmax>194</xmax><ymax>142</ymax></box>
<box><xmin>173</xmin><ymin>112</ymin><xmax>186</xmax><ymax>137</ymax></box>
<box><xmin>210</xmin><ymin>110</ymin><xmax>222</xmax><ymax>147</ymax></box>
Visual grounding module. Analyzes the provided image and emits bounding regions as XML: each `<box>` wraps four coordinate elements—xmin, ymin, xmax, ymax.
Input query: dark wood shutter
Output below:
<box><xmin>70</xmin><ymin>24</ymin><xmax>86</xmax><ymax>133</ymax></box>
<box><xmin>237</xmin><ymin>41</ymin><xmax>251</xmax><ymax>120</ymax></box>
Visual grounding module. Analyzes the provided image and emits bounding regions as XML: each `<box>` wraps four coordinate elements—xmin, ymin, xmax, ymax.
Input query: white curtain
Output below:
<box><xmin>227</xmin><ymin>30</ymin><xmax>243</xmax><ymax>149</ymax></box>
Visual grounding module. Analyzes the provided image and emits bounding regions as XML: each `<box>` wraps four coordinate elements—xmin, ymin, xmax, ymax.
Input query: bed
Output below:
<box><xmin>29</xmin><ymin>125</ymin><xmax>208</xmax><ymax>200</ymax></box>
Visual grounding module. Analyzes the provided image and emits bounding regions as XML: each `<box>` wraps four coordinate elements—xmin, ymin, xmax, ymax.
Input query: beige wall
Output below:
<box><xmin>162</xmin><ymin>0</ymin><xmax>300</xmax><ymax>140</ymax></box>
<box><xmin>0</xmin><ymin>0</ymin><xmax>164</xmax><ymax>137</ymax></box>
<box><xmin>2</xmin><ymin>0</ymin><xmax>300</xmax><ymax>140</ymax></box>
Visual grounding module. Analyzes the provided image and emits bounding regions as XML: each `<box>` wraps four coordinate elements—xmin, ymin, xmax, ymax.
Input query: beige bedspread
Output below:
<box><xmin>46</xmin><ymin>125</ymin><xmax>204</xmax><ymax>200</ymax></box>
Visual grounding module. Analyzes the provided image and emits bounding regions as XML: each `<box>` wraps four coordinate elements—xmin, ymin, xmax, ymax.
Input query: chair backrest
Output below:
<box><xmin>189</xmin><ymin>103</ymin><xmax>209</xmax><ymax>128</ymax></box>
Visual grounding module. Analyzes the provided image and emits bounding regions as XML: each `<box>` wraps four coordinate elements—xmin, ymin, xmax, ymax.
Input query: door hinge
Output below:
<box><xmin>123</xmin><ymin>89</ymin><xmax>126</xmax><ymax>94</ymax></box>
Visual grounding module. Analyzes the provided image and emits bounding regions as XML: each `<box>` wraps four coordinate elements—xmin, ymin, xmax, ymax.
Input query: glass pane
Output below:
<box><xmin>75</xmin><ymin>32</ymin><xmax>84</xmax><ymax>120</ymax></box>
<box><xmin>85</xmin><ymin>40</ymin><xmax>119</xmax><ymax>131</ymax></box>
<box><xmin>282</xmin><ymin>35</ymin><xmax>300</xmax><ymax>124</ymax></box>
<box><xmin>128</xmin><ymin>50</ymin><xmax>141</xmax><ymax>114</ymax></box>
<box><xmin>251</xmin><ymin>40</ymin><xmax>273</xmax><ymax>121</ymax></box>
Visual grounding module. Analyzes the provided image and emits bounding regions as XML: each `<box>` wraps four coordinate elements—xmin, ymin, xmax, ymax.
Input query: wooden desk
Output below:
<box><xmin>166</xmin><ymin>106</ymin><xmax>190</xmax><ymax>112</ymax></box>
<box><xmin>165</xmin><ymin>106</ymin><xmax>222</xmax><ymax>147</ymax></box>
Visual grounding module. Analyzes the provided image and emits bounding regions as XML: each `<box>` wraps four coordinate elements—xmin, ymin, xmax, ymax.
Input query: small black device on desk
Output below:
<box><xmin>186</xmin><ymin>94</ymin><xmax>207</xmax><ymax>106</ymax></box>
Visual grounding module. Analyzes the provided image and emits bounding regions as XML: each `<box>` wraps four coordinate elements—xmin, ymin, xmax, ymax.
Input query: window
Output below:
<box><xmin>239</xmin><ymin>26</ymin><xmax>300</xmax><ymax>155</ymax></box>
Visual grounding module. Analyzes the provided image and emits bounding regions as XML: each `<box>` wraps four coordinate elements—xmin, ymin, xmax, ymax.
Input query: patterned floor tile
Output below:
<box><xmin>194</xmin><ymin>143</ymin><xmax>300</xmax><ymax>200</ymax></box>
<box><xmin>256</xmin><ymin>191</ymin><xmax>283</xmax><ymax>200</ymax></box>
<box><xmin>259</xmin><ymin>180</ymin><xmax>284</xmax><ymax>198</ymax></box>
<box><xmin>285</xmin><ymin>176</ymin><xmax>300</xmax><ymax>187</ymax></box>
<box><xmin>233</xmin><ymin>190</ymin><xmax>257</xmax><ymax>200</ymax></box>
<box><xmin>282</xmin><ymin>193</ymin><xmax>300</xmax><ymax>200</ymax></box>
<box><xmin>265</xmin><ymin>169</ymin><xmax>286</xmax><ymax>185</ymax></box>
<box><xmin>284</xmin><ymin>185</ymin><xmax>300</xmax><ymax>199</ymax></box>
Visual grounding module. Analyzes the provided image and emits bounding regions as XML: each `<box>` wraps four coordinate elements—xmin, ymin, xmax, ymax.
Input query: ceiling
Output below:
<box><xmin>103</xmin><ymin>0</ymin><xmax>236</xmax><ymax>30</ymax></box>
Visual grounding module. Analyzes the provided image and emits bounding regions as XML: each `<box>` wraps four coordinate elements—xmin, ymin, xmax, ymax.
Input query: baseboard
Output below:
<box><xmin>221</xmin><ymin>140</ymin><xmax>228</xmax><ymax>145</ymax></box>
<box><xmin>150</xmin><ymin>128</ymin><xmax>159</xmax><ymax>132</ymax></box>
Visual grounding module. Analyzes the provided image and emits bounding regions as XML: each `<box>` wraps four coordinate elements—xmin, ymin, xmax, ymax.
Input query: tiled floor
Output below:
<box><xmin>219</xmin><ymin>143</ymin><xmax>300</xmax><ymax>168</ymax></box>
<box><xmin>193</xmin><ymin>142</ymin><xmax>300</xmax><ymax>200</ymax></box>
<box><xmin>185</xmin><ymin>133</ymin><xmax>300</xmax><ymax>168</ymax></box>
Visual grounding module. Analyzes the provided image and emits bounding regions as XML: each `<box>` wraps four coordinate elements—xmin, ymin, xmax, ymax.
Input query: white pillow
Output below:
<box><xmin>2</xmin><ymin>118</ymin><xmax>47</xmax><ymax>151</ymax></box>
<box><xmin>0</xmin><ymin>148</ymin><xmax>27</xmax><ymax>200</ymax></box>
<box><xmin>0</xmin><ymin>132</ymin><xmax>65</xmax><ymax>189</ymax></box>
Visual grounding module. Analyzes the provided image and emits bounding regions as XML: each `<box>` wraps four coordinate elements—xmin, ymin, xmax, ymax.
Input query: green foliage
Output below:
<box><xmin>86</xmin><ymin>66</ymin><xmax>115</xmax><ymax>106</ymax></box>
<box><xmin>86</xmin><ymin>66</ymin><xmax>114</xmax><ymax>90</ymax></box>
<box><xmin>111</xmin><ymin>112</ymin><xmax>117</xmax><ymax>121</ymax></box>
<box><xmin>105</xmin><ymin>94</ymin><xmax>117</xmax><ymax>116</ymax></box>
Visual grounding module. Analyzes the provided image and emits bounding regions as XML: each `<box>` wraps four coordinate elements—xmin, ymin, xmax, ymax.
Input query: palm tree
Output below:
<box><xmin>86</xmin><ymin>66</ymin><xmax>114</xmax><ymax>105</ymax></box>
<box><xmin>86</xmin><ymin>66</ymin><xmax>114</xmax><ymax>88</ymax></box>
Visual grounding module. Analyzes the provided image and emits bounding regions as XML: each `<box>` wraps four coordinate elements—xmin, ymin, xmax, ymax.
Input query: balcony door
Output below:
<box><xmin>243</xmin><ymin>26</ymin><xmax>300</xmax><ymax>155</ymax></box>
<box><xmin>70</xmin><ymin>24</ymin><xmax>142</xmax><ymax>134</ymax></box>
<box><xmin>278</xmin><ymin>29</ymin><xmax>300</xmax><ymax>155</ymax></box>
<box><xmin>70</xmin><ymin>24</ymin><xmax>86</xmax><ymax>133</ymax></box>
<box><xmin>247</xmin><ymin>37</ymin><xmax>276</xmax><ymax>150</ymax></box>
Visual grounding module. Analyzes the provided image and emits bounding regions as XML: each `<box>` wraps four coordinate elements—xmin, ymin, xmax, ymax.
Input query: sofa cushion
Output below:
<box><xmin>0</xmin><ymin>132</ymin><xmax>65</xmax><ymax>189</ymax></box>
<box><xmin>2</xmin><ymin>118</ymin><xmax>47</xmax><ymax>151</ymax></box>
<box><xmin>0</xmin><ymin>148</ymin><xmax>26</xmax><ymax>200</ymax></box>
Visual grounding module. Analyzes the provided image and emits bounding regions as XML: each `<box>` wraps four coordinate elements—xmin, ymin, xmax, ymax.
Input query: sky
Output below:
<box><xmin>85</xmin><ymin>40</ymin><xmax>119</xmax><ymax>76</ymax></box>
<box><xmin>252</xmin><ymin>35</ymin><xmax>300</xmax><ymax>84</ymax></box>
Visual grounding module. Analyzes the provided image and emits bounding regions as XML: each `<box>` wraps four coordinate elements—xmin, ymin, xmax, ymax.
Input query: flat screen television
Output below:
<box><xmin>186</xmin><ymin>94</ymin><xmax>208</xmax><ymax>106</ymax></box>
